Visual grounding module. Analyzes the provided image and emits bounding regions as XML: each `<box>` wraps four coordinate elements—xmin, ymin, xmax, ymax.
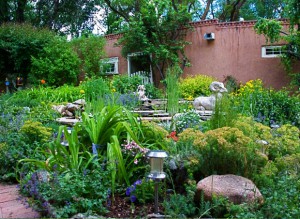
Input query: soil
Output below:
<box><xmin>105</xmin><ymin>195</ymin><xmax>161</xmax><ymax>218</ymax></box>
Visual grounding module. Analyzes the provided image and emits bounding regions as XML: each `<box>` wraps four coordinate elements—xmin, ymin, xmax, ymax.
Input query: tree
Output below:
<box><xmin>103</xmin><ymin>0</ymin><xmax>196</xmax><ymax>80</ymax></box>
<box><xmin>0</xmin><ymin>23</ymin><xmax>56</xmax><ymax>83</ymax></box>
<box><xmin>254</xmin><ymin>0</ymin><xmax>300</xmax><ymax>87</ymax></box>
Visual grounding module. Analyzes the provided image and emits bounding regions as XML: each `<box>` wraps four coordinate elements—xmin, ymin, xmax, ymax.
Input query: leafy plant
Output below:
<box><xmin>173</xmin><ymin>110</ymin><xmax>202</xmax><ymax>133</ymax></box>
<box><xmin>20</xmin><ymin>169</ymin><xmax>111</xmax><ymax>218</ymax></box>
<box><xmin>30</xmin><ymin>37</ymin><xmax>80</xmax><ymax>86</ymax></box>
<box><xmin>111</xmin><ymin>75</ymin><xmax>142</xmax><ymax>94</ymax></box>
<box><xmin>18</xmin><ymin>125</ymin><xmax>95</xmax><ymax>174</ymax></box>
<box><xmin>70</xmin><ymin>35</ymin><xmax>106</xmax><ymax>78</ymax></box>
<box><xmin>20</xmin><ymin>120</ymin><xmax>52</xmax><ymax>144</ymax></box>
<box><xmin>192</xmin><ymin>127</ymin><xmax>268</xmax><ymax>178</ymax></box>
<box><xmin>179</xmin><ymin>74</ymin><xmax>217</xmax><ymax>99</ymax></box>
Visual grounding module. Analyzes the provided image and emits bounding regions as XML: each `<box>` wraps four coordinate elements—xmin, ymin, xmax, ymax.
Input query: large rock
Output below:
<box><xmin>196</xmin><ymin>174</ymin><xmax>263</xmax><ymax>204</ymax></box>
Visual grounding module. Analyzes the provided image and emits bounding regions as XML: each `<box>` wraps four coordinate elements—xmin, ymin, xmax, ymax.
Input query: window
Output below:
<box><xmin>261</xmin><ymin>45</ymin><xmax>285</xmax><ymax>58</ymax></box>
<box><xmin>101</xmin><ymin>57</ymin><xmax>119</xmax><ymax>74</ymax></box>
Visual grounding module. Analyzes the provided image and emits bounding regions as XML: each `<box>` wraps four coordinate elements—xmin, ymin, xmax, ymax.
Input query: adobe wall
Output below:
<box><xmin>184</xmin><ymin>19</ymin><xmax>292</xmax><ymax>89</ymax></box>
<box><xmin>105</xmin><ymin>20</ymin><xmax>297</xmax><ymax>89</ymax></box>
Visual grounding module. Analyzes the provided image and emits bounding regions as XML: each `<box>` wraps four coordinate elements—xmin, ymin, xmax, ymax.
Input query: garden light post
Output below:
<box><xmin>146</xmin><ymin>150</ymin><xmax>168</xmax><ymax>217</ymax></box>
<box><xmin>5</xmin><ymin>78</ymin><xmax>9</xmax><ymax>93</ymax></box>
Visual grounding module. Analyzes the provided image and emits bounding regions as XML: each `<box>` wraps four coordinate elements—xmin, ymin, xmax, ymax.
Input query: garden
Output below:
<box><xmin>0</xmin><ymin>21</ymin><xmax>300</xmax><ymax>218</ymax></box>
<box><xmin>0</xmin><ymin>72</ymin><xmax>300</xmax><ymax>218</ymax></box>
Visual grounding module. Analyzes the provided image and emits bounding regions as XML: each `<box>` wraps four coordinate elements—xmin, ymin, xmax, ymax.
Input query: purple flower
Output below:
<box><xmin>130</xmin><ymin>195</ymin><xmax>137</xmax><ymax>203</ymax></box>
<box><xmin>134</xmin><ymin>179</ymin><xmax>142</xmax><ymax>186</ymax></box>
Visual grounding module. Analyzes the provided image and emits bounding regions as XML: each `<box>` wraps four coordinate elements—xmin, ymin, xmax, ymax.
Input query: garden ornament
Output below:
<box><xmin>193</xmin><ymin>81</ymin><xmax>227</xmax><ymax>110</ymax></box>
<box><xmin>136</xmin><ymin>85</ymin><xmax>149</xmax><ymax>101</ymax></box>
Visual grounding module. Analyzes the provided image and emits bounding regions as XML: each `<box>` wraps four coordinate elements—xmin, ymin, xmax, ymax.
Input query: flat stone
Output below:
<box><xmin>56</xmin><ymin>117</ymin><xmax>79</xmax><ymax>126</ymax></box>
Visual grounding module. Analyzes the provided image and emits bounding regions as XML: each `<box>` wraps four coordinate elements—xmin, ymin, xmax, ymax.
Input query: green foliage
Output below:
<box><xmin>20</xmin><ymin>120</ymin><xmax>52</xmax><ymax>144</ymax></box>
<box><xmin>19</xmin><ymin>125</ymin><xmax>95</xmax><ymax>174</ymax></box>
<box><xmin>117</xmin><ymin>0</ymin><xmax>192</xmax><ymax>77</ymax></box>
<box><xmin>254</xmin><ymin>18</ymin><xmax>282</xmax><ymax>43</ymax></box>
<box><xmin>145</xmin><ymin>83</ymin><xmax>164</xmax><ymax>99</ymax></box>
<box><xmin>111</xmin><ymin>75</ymin><xmax>142</xmax><ymax>94</ymax></box>
<box><xmin>268</xmin><ymin>124</ymin><xmax>300</xmax><ymax>159</ymax></box>
<box><xmin>20</xmin><ymin>169</ymin><xmax>110</xmax><ymax>218</ymax></box>
<box><xmin>228</xmin><ymin>174</ymin><xmax>300</xmax><ymax>218</ymax></box>
<box><xmin>70</xmin><ymin>35</ymin><xmax>106</xmax><ymax>78</ymax></box>
<box><xmin>140</xmin><ymin>121</ymin><xmax>169</xmax><ymax>149</ymax></box>
<box><xmin>30</xmin><ymin>37</ymin><xmax>80</xmax><ymax>86</ymax></box>
<box><xmin>125</xmin><ymin>178</ymin><xmax>154</xmax><ymax>204</ymax></box>
<box><xmin>163</xmin><ymin>193</ymin><xmax>196</xmax><ymax>218</ymax></box>
<box><xmin>209</xmin><ymin>94</ymin><xmax>239</xmax><ymax>130</ymax></box>
<box><xmin>0</xmin><ymin>23</ymin><xmax>56</xmax><ymax>80</ymax></box>
<box><xmin>82</xmin><ymin>77</ymin><xmax>111</xmax><ymax>103</ymax></box>
<box><xmin>234</xmin><ymin>79</ymin><xmax>300</xmax><ymax>128</ymax></box>
<box><xmin>166</xmin><ymin>66</ymin><xmax>181</xmax><ymax>116</ymax></box>
<box><xmin>193</xmin><ymin>127</ymin><xmax>267</xmax><ymax>177</ymax></box>
<box><xmin>179</xmin><ymin>75</ymin><xmax>217</xmax><ymax>99</ymax></box>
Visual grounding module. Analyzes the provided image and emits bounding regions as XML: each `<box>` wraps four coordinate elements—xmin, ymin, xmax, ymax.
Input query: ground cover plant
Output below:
<box><xmin>0</xmin><ymin>75</ymin><xmax>299</xmax><ymax>218</ymax></box>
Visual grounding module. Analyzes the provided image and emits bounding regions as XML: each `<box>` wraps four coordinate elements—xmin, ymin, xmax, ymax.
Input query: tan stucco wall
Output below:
<box><xmin>104</xmin><ymin>20</ymin><xmax>298</xmax><ymax>89</ymax></box>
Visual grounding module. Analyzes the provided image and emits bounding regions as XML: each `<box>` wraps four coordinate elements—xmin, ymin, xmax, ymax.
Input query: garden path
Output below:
<box><xmin>0</xmin><ymin>184</ymin><xmax>40</xmax><ymax>218</ymax></box>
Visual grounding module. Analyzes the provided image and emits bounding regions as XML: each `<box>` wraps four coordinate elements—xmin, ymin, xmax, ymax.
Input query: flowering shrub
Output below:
<box><xmin>234</xmin><ymin>79</ymin><xmax>300</xmax><ymax>128</ymax></box>
<box><xmin>121</xmin><ymin>140</ymin><xmax>149</xmax><ymax>183</ymax></box>
<box><xmin>179</xmin><ymin>75</ymin><xmax>217</xmax><ymax>99</ymax></box>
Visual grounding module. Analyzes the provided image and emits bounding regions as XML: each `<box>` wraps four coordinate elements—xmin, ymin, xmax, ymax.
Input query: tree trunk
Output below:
<box><xmin>16</xmin><ymin>0</ymin><xmax>27</xmax><ymax>23</ymax></box>
<box><xmin>0</xmin><ymin>0</ymin><xmax>10</xmax><ymax>23</ymax></box>
<box><xmin>201</xmin><ymin>0</ymin><xmax>213</xmax><ymax>20</ymax></box>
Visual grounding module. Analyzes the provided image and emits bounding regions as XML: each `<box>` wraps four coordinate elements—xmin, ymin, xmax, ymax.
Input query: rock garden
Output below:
<box><xmin>0</xmin><ymin>73</ymin><xmax>300</xmax><ymax>218</ymax></box>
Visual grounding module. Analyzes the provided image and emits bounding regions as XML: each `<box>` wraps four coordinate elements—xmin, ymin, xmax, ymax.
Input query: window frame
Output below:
<box><xmin>101</xmin><ymin>57</ymin><xmax>119</xmax><ymax>75</ymax></box>
<box><xmin>261</xmin><ymin>45</ymin><xmax>285</xmax><ymax>58</ymax></box>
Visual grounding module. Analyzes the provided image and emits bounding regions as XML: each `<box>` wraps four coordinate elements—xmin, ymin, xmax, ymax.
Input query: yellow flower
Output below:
<box><xmin>80</xmin><ymin>89</ymin><xmax>85</xmax><ymax>94</ymax></box>
<box><xmin>112</xmin><ymin>88</ymin><xmax>116</xmax><ymax>93</ymax></box>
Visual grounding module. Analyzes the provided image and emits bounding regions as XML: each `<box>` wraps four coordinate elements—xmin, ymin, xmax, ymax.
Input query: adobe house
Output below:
<box><xmin>104</xmin><ymin>19</ymin><xmax>298</xmax><ymax>89</ymax></box>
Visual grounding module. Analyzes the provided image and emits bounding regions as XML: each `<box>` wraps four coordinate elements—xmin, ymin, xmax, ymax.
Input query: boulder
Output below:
<box><xmin>196</xmin><ymin>174</ymin><xmax>263</xmax><ymax>204</ymax></box>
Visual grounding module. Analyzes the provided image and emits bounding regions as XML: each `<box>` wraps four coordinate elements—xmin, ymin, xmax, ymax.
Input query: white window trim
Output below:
<box><xmin>261</xmin><ymin>45</ymin><xmax>284</xmax><ymax>58</ymax></box>
<box><xmin>102</xmin><ymin>57</ymin><xmax>119</xmax><ymax>74</ymax></box>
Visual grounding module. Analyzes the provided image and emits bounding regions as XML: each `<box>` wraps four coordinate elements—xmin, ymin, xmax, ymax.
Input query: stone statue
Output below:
<box><xmin>136</xmin><ymin>85</ymin><xmax>149</xmax><ymax>101</ymax></box>
<box><xmin>193</xmin><ymin>81</ymin><xmax>227</xmax><ymax>110</ymax></box>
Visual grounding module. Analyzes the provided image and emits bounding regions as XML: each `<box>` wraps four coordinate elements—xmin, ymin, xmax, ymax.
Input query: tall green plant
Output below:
<box><xmin>166</xmin><ymin>66</ymin><xmax>181</xmax><ymax>116</ymax></box>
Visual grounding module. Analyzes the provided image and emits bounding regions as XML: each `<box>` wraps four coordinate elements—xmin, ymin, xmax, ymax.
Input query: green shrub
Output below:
<box><xmin>268</xmin><ymin>124</ymin><xmax>300</xmax><ymax>159</ymax></box>
<box><xmin>179</xmin><ymin>75</ymin><xmax>217</xmax><ymax>99</ymax></box>
<box><xmin>193</xmin><ymin>127</ymin><xmax>268</xmax><ymax>178</ymax></box>
<box><xmin>111</xmin><ymin>75</ymin><xmax>142</xmax><ymax>94</ymax></box>
<box><xmin>20</xmin><ymin>169</ymin><xmax>111</xmax><ymax>218</ymax></box>
<box><xmin>208</xmin><ymin>94</ymin><xmax>239</xmax><ymax>130</ymax></box>
<box><xmin>0</xmin><ymin>23</ymin><xmax>56</xmax><ymax>81</ymax></box>
<box><xmin>20</xmin><ymin>120</ymin><xmax>52</xmax><ymax>143</ymax></box>
<box><xmin>234</xmin><ymin>79</ymin><xmax>300</xmax><ymax>128</ymax></box>
<box><xmin>70</xmin><ymin>35</ymin><xmax>106</xmax><ymax>78</ymax></box>
<box><xmin>140</xmin><ymin>121</ymin><xmax>169</xmax><ymax>148</ymax></box>
<box><xmin>30</xmin><ymin>37</ymin><xmax>80</xmax><ymax>86</ymax></box>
